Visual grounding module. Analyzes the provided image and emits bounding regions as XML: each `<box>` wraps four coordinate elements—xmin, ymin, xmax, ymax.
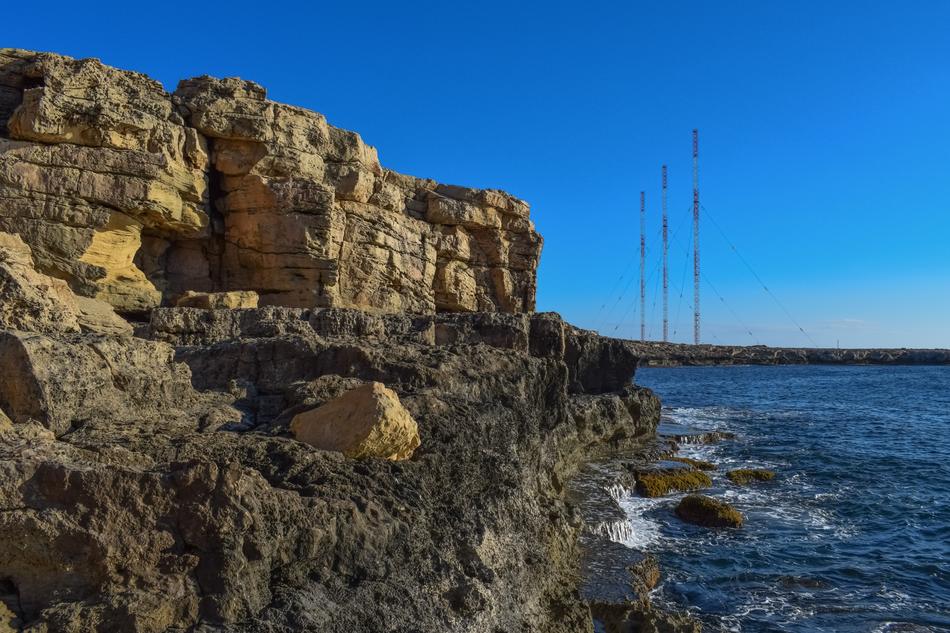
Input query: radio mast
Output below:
<box><xmin>692</xmin><ymin>130</ymin><xmax>701</xmax><ymax>345</ymax></box>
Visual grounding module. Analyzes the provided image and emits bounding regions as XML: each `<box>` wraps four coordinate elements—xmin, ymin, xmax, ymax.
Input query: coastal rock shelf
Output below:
<box><xmin>0</xmin><ymin>49</ymin><xmax>671</xmax><ymax>633</ymax></box>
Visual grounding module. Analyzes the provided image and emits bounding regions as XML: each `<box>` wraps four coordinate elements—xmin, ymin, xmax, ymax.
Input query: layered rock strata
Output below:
<box><xmin>0</xmin><ymin>49</ymin><xmax>540</xmax><ymax>315</ymax></box>
<box><xmin>0</xmin><ymin>49</ymin><xmax>667</xmax><ymax>633</ymax></box>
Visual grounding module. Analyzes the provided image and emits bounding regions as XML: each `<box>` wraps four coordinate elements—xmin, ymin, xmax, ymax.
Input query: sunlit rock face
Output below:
<box><xmin>0</xmin><ymin>49</ymin><xmax>541</xmax><ymax>314</ymax></box>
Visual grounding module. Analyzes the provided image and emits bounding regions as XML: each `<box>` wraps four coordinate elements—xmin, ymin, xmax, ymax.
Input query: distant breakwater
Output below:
<box><xmin>625</xmin><ymin>341</ymin><xmax>950</xmax><ymax>366</ymax></box>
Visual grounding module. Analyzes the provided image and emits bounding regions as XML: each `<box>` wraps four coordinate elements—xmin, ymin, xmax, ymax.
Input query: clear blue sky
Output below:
<box><xmin>11</xmin><ymin>1</ymin><xmax>950</xmax><ymax>347</ymax></box>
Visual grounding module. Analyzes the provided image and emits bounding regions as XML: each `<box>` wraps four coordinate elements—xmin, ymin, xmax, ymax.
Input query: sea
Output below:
<box><xmin>616</xmin><ymin>365</ymin><xmax>950</xmax><ymax>632</ymax></box>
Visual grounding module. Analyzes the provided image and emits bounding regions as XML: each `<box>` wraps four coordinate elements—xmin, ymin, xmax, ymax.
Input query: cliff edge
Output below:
<box><xmin>0</xmin><ymin>50</ymin><xmax>670</xmax><ymax>633</ymax></box>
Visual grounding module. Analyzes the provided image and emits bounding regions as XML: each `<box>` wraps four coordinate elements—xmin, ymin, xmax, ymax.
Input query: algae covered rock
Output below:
<box><xmin>290</xmin><ymin>381</ymin><xmax>421</xmax><ymax>460</ymax></box>
<box><xmin>727</xmin><ymin>468</ymin><xmax>776</xmax><ymax>485</ymax></box>
<box><xmin>634</xmin><ymin>466</ymin><xmax>712</xmax><ymax>498</ymax></box>
<box><xmin>675</xmin><ymin>494</ymin><xmax>744</xmax><ymax>528</ymax></box>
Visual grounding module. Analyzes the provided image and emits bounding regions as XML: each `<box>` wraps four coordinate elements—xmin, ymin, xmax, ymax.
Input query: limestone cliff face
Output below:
<box><xmin>0</xmin><ymin>49</ymin><xmax>541</xmax><ymax>314</ymax></box>
<box><xmin>0</xmin><ymin>48</ymin><xmax>667</xmax><ymax>633</ymax></box>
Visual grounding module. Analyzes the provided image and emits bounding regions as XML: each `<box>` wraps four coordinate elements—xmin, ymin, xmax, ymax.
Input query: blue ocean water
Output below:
<box><xmin>629</xmin><ymin>365</ymin><xmax>950</xmax><ymax>632</ymax></box>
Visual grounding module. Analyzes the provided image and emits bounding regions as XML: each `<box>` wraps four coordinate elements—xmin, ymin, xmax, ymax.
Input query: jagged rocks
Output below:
<box><xmin>172</xmin><ymin>75</ymin><xmax>541</xmax><ymax>312</ymax></box>
<box><xmin>0</xmin><ymin>49</ymin><xmax>540</xmax><ymax>315</ymax></box>
<box><xmin>0</xmin><ymin>49</ymin><xmax>210</xmax><ymax>312</ymax></box>
<box><xmin>290</xmin><ymin>381</ymin><xmax>421</xmax><ymax>460</ymax></box>
<box><xmin>0</xmin><ymin>301</ymin><xmax>660</xmax><ymax>632</ymax></box>
<box><xmin>0</xmin><ymin>48</ymin><xmax>666</xmax><ymax>633</ymax></box>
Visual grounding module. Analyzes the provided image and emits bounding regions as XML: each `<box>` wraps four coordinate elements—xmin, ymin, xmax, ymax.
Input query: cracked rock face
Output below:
<box><xmin>0</xmin><ymin>306</ymin><xmax>659</xmax><ymax>633</ymax></box>
<box><xmin>0</xmin><ymin>48</ymin><xmax>659</xmax><ymax>633</ymax></box>
<box><xmin>0</xmin><ymin>231</ymin><xmax>131</xmax><ymax>336</ymax></box>
<box><xmin>0</xmin><ymin>49</ymin><xmax>541</xmax><ymax>315</ymax></box>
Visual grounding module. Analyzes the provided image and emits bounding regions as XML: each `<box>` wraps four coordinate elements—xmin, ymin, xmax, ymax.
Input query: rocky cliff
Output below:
<box><xmin>0</xmin><ymin>49</ymin><xmax>540</xmax><ymax>314</ymax></box>
<box><xmin>0</xmin><ymin>51</ymin><xmax>668</xmax><ymax>633</ymax></box>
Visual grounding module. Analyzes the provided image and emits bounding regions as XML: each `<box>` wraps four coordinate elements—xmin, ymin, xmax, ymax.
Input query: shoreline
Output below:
<box><xmin>583</xmin><ymin>364</ymin><xmax>950</xmax><ymax>632</ymax></box>
<box><xmin>621</xmin><ymin>340</ymin><xmax>950</xmax><ymax>366</ymax></box>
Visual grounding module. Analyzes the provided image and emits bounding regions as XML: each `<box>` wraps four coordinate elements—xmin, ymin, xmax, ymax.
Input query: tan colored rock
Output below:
<box><xmin>0</xmin><ymin>50</ymin><xmax>540</xmax><ymax>315</ymax></box>
<box><xmin>290</xmin><ymin>381</ymin><xmax>420</xmax><ymax>460</ymax></box>
<box><xmin>173</xmin><ymin>76</ymin><xmax>541</xmax><ymax>313</ymax></box>
<box><xmin>0</xmin><ymin>49</ymin><xmax>209</xmax><ymax>311</ymax></box>
<box><xmin>74</xmin><ymin>295</ymin><xmax>135</xmax><ymax>335</ymax></box>
<box><xmin>175</xmin><ymin>290</ymin><xmax>259</xmax><ymax>309</ymax></box>
<box><xmin>0</xmin><ymin>231</ymin><xmax>132</xmax><ymax>335</ymax></box>
<box><xmin>0</xmin><ymin>231</ymin><xmax>80</xmax><ymax>334</ymax></box>
<box><xmin>0</xmin><ymin>331</ymin><xmax>198</xmax><ymax>436</ymax></box>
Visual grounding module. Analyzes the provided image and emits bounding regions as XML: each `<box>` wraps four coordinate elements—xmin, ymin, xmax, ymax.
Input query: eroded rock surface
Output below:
<box><xmin>0</xmin><ymin>49</ymin><xmax>666</xmax><ymax>633</ymax></box>
<box><xmin>0</xmin><ymin>231</ymin><xmax>131</xmax><ymax>335</ymax></box>
<box><xmin>1</xmin><ymin>307</ymin><xmax>659</xmax><ymax>632</ymax></box>
<box><xmin>0</xmin><ymin>49</ymin><xmax>540</xmax><ymax>315</ymax></box>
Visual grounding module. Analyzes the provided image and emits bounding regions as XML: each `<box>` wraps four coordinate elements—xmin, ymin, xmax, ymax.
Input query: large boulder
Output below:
<box><xmin>290</xmin><ymin>381</ymin><xmax>420</xmax><ymax>460</ymax></box>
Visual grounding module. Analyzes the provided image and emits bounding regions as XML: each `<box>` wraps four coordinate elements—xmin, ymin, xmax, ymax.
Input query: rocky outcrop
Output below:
<box><xmin>0</xmin><ymin>49</ymin><xmax>210</xmax><ymax>313</ymax></box>
<box><xmin>675</xmin><ymin>494</ymin><xmax>744</xmax><ymax>528</ymax></box>
<box><xmin>0</xmin><ymin>49</ymin><xmax>670</xmax><ymax>633</ymax></box>
<box><xmin>290</xmin><ymin>381</ymin><xmax>420</xmax><ymax>460</ymax></box>
<box><xmin>726</xmin><ymin>468</ymin><xmax>776</xmax><ymax>485</ymax></box>
<box><xmin>0</xmin><ymin>330</ymin><xmax>233</xmax><ymax>436</ymax></box>
<box><xmin>0</xmin><ymin>306</ymin><xmax>658</xmax><ymax>632</ymax></box>
<box><xmin>0</xmin><ymin>49</ymin><xmax>540</xmax><ymax>315</ymax></box>
<box><xmin>633</xmin><ymin>463</ymin><xmax>712</xmax><ymax>498</ymax></box>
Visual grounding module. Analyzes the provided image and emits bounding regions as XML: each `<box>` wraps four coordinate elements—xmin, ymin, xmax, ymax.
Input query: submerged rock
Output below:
<box><xmin>634</xmin><ymin>465</ymin><xmax>712</xmax><ymax>498</ymax></box>
<box><xmin>727</xmin><ymin>468</ymin><xmax>776</xmax><ymax>485</ymax></box>
<box><xmin>290</xmin><ymin>381</ymin><xmax>421</xmax><ymax>460</ymax></box>
<box><xmin>675</xmin><ymin>494</ymin><xmax>744</xmax><ymax>528</ymax></box>
<box><xmin>667</xmin><ymin>455</ymin><xmax>717</xmax><ymax>470</ymax></box>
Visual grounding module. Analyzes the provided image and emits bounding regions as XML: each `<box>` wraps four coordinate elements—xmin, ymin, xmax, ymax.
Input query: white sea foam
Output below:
<box><xmin>615</xmin><ymin>493</ymin><xmax>667</xmax><ymax>550</ymax></box>
<box><xmin>587</xmin><ymin>518</ymin><xmax>634</xmax><ymax>544</ymax></box>
<box><xmin>605</xmin><ymin>482</ymin><xmax>633</xmax><ymax>502</ymax></box>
